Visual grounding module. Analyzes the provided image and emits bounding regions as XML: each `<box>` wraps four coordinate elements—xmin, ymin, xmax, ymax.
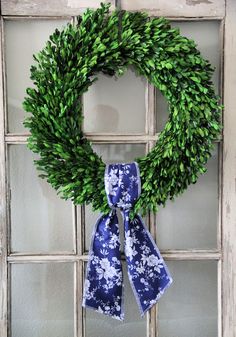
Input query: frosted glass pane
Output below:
<box><xmin>92</xmin><ymin>143</ymin><xmax>146</xmax><ymax>164</ymax></box>
<box><xmin>83</xmin><ymin>68</ymin><xmax>146</xmax><ymax>133</ymax></box>
<box><xmin>5</xmin><ymin>19</ymin><xmax>69</xmax><ymax>133</ymax></box>
<box><xmin>156</xmin><ymin>21</ymin><xmax>220</xmax><ymax>132</ymax></box>
<box><xmin>155</xmin><ymin>146</ymin><xmax>218</xmax><ymax>250</ymax></box>
<box><xmin>11</xmin><ymin>263</ymin><xmax>74</xmax><ymax>337</ymax></box>
<box><xmin>158</xmin><ymin>261</ymin><xmax>218</xmax><ymax>337</ymax></box>
<box><xmin>85</xmin><ymin>143</ymin><xmax>146</xmax><ymax>251</ymax></box>
<box><xmin>85</xmin><ymin>263</ymin><xmax>146</xmax><ymax>337</ymax></box>
<box><xmin>9</xmin><ymin>145</ymin><xmax>74</xmax><ymax>253</ymax></box>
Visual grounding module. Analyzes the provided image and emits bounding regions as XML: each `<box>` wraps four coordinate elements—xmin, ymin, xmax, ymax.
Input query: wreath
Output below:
<box><xmin>23</xmin><ymin>3</ymin><xmax>222</xmax><ymax>216</ymax></box>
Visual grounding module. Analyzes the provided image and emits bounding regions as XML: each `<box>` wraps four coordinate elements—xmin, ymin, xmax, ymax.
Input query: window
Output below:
<box><xmin>0</xmin><ymin>1</ymin><xmax>235</xmax><ymax>337</ymax></box>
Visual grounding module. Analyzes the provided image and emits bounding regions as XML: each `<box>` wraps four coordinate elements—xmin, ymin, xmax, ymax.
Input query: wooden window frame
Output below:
<box><xmin>0</xmin><ymin>1</ymin><xmax>235</xmax><ymax>337</ymax></box>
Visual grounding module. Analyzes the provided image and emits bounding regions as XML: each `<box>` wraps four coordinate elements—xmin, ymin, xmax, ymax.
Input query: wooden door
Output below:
<box><xmin>0</xmin><ymin>1</ymin><xmax>235</xmax><ymax>337</ymax></box>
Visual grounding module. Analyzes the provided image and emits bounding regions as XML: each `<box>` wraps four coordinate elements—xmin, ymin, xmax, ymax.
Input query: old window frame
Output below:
<box><xmin>0</xmin><ymin>1</ymin><xmax>235</xmax><ymax>337</ymax></box>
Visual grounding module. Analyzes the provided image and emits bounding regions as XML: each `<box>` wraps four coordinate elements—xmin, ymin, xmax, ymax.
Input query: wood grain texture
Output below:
<box><xmin>0</xmin><ymin>17</ymin><xmax>8</xmax><ymax>337</ymax></box>
<box><xmin>7</xmin><ymin>250</ymin><xmax>221</xmax><ymax>263</ymax></box>
<box><xmin>222</xmin><ymin>0</ymin><xmax>236</xmax><ymax>336</ymax></box>
<box><xmin>120</xmin><ymin>0</ymin><xmax>225</xmax><ymax>17</ymax></box>
<box><xmin>77</xmin><ymin>261</ymin><xmax>84</xmax><ymax>337</ymax></box>
<box><xmin>0</xmin><ymin>1</ymin><xmax>230</xmax><ymax>336</ymax></box>
<box><xmin>5</xmin><ymin>133</ymin><xmax>222</xmax><ymax>144</ymax></box>
<box><xmin>5</xmin><ymin>133</ymin><xmax>158</xmax><ymax>143</ymax></box>
<box><xmin>146</xmin><ymin>84</ymin><xmax>156</xmax><ymax>136</ymax></box>
<box><xmin>1</xmin><ymin>0</ymin><xmax>115</xmax><ymax>16</ymax></box>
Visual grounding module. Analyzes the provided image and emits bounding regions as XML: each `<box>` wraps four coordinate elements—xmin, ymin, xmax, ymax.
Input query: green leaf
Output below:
<box><xmin>22</xmin><ymin>4</ymin><xmax>222</xmax><ymax>217</ymax></box>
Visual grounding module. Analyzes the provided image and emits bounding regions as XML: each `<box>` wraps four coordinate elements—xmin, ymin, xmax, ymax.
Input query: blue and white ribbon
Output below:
<box><xmin>83</xmin><ymin>162</ymin><xmax>172</xmax><ymax>320</ymax></box>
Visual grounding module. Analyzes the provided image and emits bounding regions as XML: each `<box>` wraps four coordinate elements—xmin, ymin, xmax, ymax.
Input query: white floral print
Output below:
<box><xmin>83</xmin><ymin>162</ymin><xmax>172</xmax><ymax>320</ymax></box>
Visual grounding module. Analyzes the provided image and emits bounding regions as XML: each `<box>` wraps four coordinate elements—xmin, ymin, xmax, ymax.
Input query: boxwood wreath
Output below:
<box><xmin>23</xmin><ymin>3</ymin><xmax>222</xmax><ymax>216</ymax></box>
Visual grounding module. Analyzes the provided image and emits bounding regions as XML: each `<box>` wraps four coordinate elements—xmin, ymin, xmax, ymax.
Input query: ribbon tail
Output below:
<box><xmin>82</xmin><ymin>210</ymin><xmax>124</xmax><ymax>320</ymax></box>
<box><xmin>124</xmin><ymin>212</ymin><xmax>173</xmax><ymax>316</ymax></box>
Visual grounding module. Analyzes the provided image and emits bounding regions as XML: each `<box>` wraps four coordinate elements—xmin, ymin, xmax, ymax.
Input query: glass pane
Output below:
<box><xmin>85</xmin><ymin>262</ymin><xmax>146</xmax><ymax>337</ymax></box>
<box><xmin>11</xmin><ymin>263</ymin><xmax>74</xmax><ymax>337</ymax></box>
<box><xmin>93</xmin><ymin>142</ymin><xmax>146</xmax><ymax>164</ymax></box>
<box><xmin>5</xmin><ymin>19</ymin><xmax>69</xmax><ymax>133</ymax></box>
<box><xmin>85</xmin><ymin>143</ymin><xmax>146</xmax><ymax>251</ymax></box>
<box><xmin>155</xmin><ymin>145</ymin><xmax>218</xmax><ymax>250</ymax></box>
<box><xmin>9</xmin><ymin>145</ymin><xmax>74</xmax><ymax>253</ymax></box>
<box><xmin>83</xmin><ymin>67</ymin><xmax>146</xmax><ymax>133</ymax></box>
<box><xmin>156</xmin><ymin>21</ymin><xmax>220</xmax><ymax>132</ymax></box>
<box><xmin>158</xmin><ymin>261</ymin><xmax>218</xmax><ymax>337</ymax></box>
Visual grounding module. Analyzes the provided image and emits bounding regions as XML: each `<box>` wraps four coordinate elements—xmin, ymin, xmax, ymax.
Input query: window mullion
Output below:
<box><xmin>146</xmin><ymin>80</ymin><xmax>157</xmax><ymax>336</ymax></box>
<box><xmin>0</xmin><ymin>15</ymin><xmax>8</xmax><ymax>337</ymax></box>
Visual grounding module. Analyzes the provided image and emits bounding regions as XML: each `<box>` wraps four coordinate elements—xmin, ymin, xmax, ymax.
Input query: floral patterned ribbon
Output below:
<box><xmin>83</xmin><ymin>162</ymin><xmax>172</xmax><ymax>320</ymax></box>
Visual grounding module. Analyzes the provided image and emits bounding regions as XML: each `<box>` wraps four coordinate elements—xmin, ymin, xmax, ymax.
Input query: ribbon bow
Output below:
<box><xmin>83</xmin><ymin>162</ymin><xmax>172</xmax><ymax>320</ymax></box>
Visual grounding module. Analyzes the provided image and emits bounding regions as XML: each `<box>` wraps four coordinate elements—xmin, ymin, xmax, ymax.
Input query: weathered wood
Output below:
<box><xmin>5</xmin><ymin>133</ymin><xmax>157</xmax><ymax>143</ymax></box>
<box><xmin>0</xmin><ymin>17</ymin><xmax>8</xmax><ymax>337</ymax></box>
<box><xmin>148</xmin><ymin>213</ymin><xmax>157</xmax><ymax>337</ymax></box>
<box><xmin>222</xmin><ymin>0</ymin><xmax>236</xmax><ymax>336</ymax></box>
<box><xmin>0</xmin><ymin>2</ymin><xmax>230</xmax><ymax>337</ymax></box>
<box><xmin>5</xmin><ymin>134</ymin><xmax>29</xmax><ymax>143</ymax></box>
<box><xmin>77</xmin><ymin>206</ymin><xmax>83</xmax><ymax>256</ymax></box>
<box><xmin>5</xmin><ymin>133</ymin><xmax>222</xmax><ymax>144</ymax></box>
<box><xmin>1</xmin><ymin>0</ymin><xmax>115</xmax><ymax>16</ymax></box>
<box><xmin>146</xmin><ymin>84</ymin><xmax>156</xmax><ymax>136</ymax></box>
<box><xmin>74</xmin><ymin>261</ymin><xmax>84</xmax><ymax>337</ymax></box>
<box><xmin>120</xmin><ymin>0</ymin><xmax>225</xmax><ymax>18</ymax></box>
<box><xmin>7</xmin><ymin>255</ymin><xmax>87</xmax><ymax>262</ymax></box>
<box><xmin>145</xmin><ymin>82</ymin><xmax>149</xmax><ymax>135</ymax></box>
<box><xmin>77</xmin><ymin>261</ymin><xmax>84</xmax><ymax>337</ymax></box>
<box><xmin>147</xmin><ymin>307</ymin><xmax>157</xmax><ymax>337</ymax></box>
<box><xmin>218</xmin><ymin>260</ymin><xmax>222</xmax><ymax>337</ymax></box>
<box><xmin>2</xmin><ymin>0</ymin><xmax>224</xmax><ymax>17</ymax></box>
<box><xmin>147</xmin><ymin>79</ymin><xmax>157</xmax><ymax>336</ymax></box>
<box><xmin>72</xmin><ymin>205</ymin><xmax>77</xmax><ymax>254</ymax></box>
<box><xmin>162</xmin><ymin>250</ymin><xmax>222</xmax><ymax>260</ymax></box>
<box><xmin>7</xmin><ymin>250</ymin><xmax>221</xmax><ymax>263</ymax></box>
<box><xmin>218</xmin><ymin>142</ymin><xmax>223</xmax><ymax>249</ymax></box>
<box><xmin>74</xmin><ymin>262</ymin><xmax>78</xmax><ymax>337</ymax></box>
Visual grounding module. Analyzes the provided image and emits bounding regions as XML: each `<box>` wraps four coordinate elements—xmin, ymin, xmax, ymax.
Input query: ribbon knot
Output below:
<box><xmin>83</xmin><ymin>162</ymin><xmax>172</xmax><ymax>320</ymax></box>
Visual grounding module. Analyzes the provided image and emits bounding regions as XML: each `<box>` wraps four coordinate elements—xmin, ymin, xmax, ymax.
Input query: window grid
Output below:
<box><xmin>0</xmin><ymin>10</ymin><xmax>225</xmax><ymax>337</ymax></box>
